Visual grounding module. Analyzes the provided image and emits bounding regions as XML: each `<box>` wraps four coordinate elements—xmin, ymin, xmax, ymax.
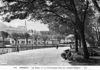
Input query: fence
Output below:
<box><xmin>0</xmin><ymin>47</ymin><xmax>17</xmax><ymax>55</ymax></box>
<box><xmin>0</xmin><ymin>44</ymin><xmax>66</xmax><ymax>55</ymax></box>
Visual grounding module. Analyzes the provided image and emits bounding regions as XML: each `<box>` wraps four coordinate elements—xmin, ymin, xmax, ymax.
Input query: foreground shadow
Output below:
<box><xmin>68</xmin><ymin>56</ymin><xmax>100</xmax><ymax>65</ymax></box>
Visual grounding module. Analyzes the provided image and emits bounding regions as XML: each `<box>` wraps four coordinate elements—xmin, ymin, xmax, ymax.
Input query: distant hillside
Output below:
<box><xmin>0</xmin><ymin>22</ymin><xmax>8</xmax><ymax>31</ymax></box>
<box><xmin>0</xmin><ymin>22</ymin><xmax>26</xmax><ymax>34</ymax></box>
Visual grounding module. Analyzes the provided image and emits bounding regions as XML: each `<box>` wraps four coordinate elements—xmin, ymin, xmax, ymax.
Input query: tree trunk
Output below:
<box><xmin>15</xmin><ymin>40</ymin><xmax>19</xmax><ymax>52</ymax></box>
<box><xmin>43</xmin><ymin>40</ymin><xmax>46</xmax><ymax>46</ymax></box>
<box><xmin>74</xmin><ymin>29</ymin><xmax>78</xmax><ymax>52</ymax></box>
<box><xmin>26</xmin><ymin>39</ymin><xmax>28</xmax><ymax>45</ymax></box>
<box><xmin>78</xmin><ymin>34</ymin><xmax>81</xmax><ymax>48</ymax></box>
<box><xmin>35</xmin><ymin>40</ymin><xmax>37</xmax><ymax>46</ymax></box>
<box><xmin>2</xmin><ymin>37</ymin><xmax>5</xmax><ymax>47</ymax></box>
<box><xmin>80</xmin><ymin>29</ymin><xmax>89</xmax><ymax>59</ymax></box>
<box><xmin>79</xmin><ymin>39</ymin><xmax>81</xmax><ymax>48</ymax></box>
<box><xmin>75</xmin><ymin>15</ymin><xmax>89</xmax><ymax>59</ymax></box>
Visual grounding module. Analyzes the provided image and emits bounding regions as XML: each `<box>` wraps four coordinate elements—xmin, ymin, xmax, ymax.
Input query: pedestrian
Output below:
<box><xmin>56</xmin><ymin>45</ymin><xmax>59</xmax><ymax>49</ymax></box>
<box><xmin>16</xmin><ymin>45</ymin><xmax>19</xmax><ymax>52</ymax></box>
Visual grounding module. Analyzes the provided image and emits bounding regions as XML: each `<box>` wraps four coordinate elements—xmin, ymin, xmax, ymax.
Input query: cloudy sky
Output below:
<box><xmin>0</xmin><ymin>1</ymin><xmax>49</xmax><ymax>31</ymax></box>
<box><xmin>2</xmin><ymin>19</ymin><xmax>49</xmax><ymax>31</ymax></box>
<box><xmin>0</xmin><ymin>18</ymin><xmax>49</xmax><ymax>31</ymax></box>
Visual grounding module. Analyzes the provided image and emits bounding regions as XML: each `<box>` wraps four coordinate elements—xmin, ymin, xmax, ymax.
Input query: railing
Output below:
<box><xmin>0</xmin><ymin>44</ymin><xmax>67</xmax><ymax>55</ymax></box>
<box><xmin>0</xmin><ymin>47</ymin><xmax>16</xmax><ymax>55</ymax></box>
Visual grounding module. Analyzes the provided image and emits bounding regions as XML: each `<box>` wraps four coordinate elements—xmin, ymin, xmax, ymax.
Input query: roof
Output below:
<box><xmin>66</xmin><ymin>34</ymin><xmax>74</xmax><ymax>39</ymax></box>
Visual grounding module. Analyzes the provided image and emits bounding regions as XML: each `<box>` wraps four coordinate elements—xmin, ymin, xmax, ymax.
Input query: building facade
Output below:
<box><xmin>9</xmin><ymin>38</ymin><xmax>59</xmax><ymax>45</ymax></box>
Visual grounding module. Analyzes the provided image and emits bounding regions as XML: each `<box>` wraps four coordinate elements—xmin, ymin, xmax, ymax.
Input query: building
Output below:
<box><xmin>10</xmin><ymin>38</ymin><xmax>36</xmax><ymax>45</ymax></box>
<box><xmin>9</xmin><ymin>38</ymin><xmax>59</xmax><ymax>45</ymax></box>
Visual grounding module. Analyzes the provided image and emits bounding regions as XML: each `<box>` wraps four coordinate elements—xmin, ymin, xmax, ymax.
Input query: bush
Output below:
<box><xmin>61</xmin><ymin>50</ymin><xmax>73</xmax><ymax>60</ymax></box>
<box><xmin>61</xmin><ymin>53</ymin><xmax>67</xmax><ymax>60</ymax></box>
<box><xmin>64</xmin><ymin>49</ymin><xmax>70</xmax><ymax>53</ymax></box>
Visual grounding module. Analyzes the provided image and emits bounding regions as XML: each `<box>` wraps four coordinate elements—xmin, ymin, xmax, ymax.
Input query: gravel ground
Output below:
<box><xmin>0</xmin><ymin>47</ymin><xmax>71</xmax><ymax>66</ymax></box>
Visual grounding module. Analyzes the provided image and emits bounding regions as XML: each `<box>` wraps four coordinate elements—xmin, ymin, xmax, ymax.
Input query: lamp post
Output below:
<box><xmin>31</xmin><ymin>30</ymin><xmax>34</xmax><ymax>48</ymax></box>
<box><xmin>25</xmin><ymin>20</ymin><xmax>27</xmax><ymax>32</ymax></box>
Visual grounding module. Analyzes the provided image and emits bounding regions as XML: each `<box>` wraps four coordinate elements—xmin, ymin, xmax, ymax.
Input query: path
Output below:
<box><xmin>0</xmin><ymin>47</ymin><xmax>71</xmax><ymax>66</ymax></box>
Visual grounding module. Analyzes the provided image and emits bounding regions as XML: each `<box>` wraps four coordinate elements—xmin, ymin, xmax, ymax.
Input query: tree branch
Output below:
<box><xmin>57</xmin><ymin>3</ymin><xmax>75</xmax><ymax>14</ymax></box>
<box><xmin>92</xmin><ymin>0</ymin><xmax>100</xmax><ymax>12</ymax></box>
<box><xmin>43</xmin><ymin>9</ymin><xmax>79</xmax><ymax>30</ymax></box>
<box><xmin>70</xmin><ymin>0</ymin><xmax>82</xmax><ymax>24</ymax></box>
<box><xmin>43</xmin><ymin>9</ymin><xmax>65</xmax><ymax>19</ymax></box>
<box><xmin>70</xmin><ymin>0</ymin><xmax>78</xmax><ymax>15</ymax></box>
<box><xmin>82</xmin><ymin>0</ymin><xmax>89</xmax><ymax>25</ymax></box>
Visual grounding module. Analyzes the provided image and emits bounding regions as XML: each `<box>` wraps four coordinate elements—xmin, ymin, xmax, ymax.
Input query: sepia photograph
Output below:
<box><xmin>0</xmin><ymin>0</ymin><xmax>100</xmax><ymax>70</ymax></box>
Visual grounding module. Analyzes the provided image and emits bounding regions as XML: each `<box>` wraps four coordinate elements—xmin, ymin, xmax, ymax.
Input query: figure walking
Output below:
<box><xmin>56</xmin><ymin>45</ymin><xmax>59</xmax><ymax>49</ymax></box>
<box><xmin>16</xmin><ymin>45</ymin><xmax>19</xmax><ymax>52</ymax></box>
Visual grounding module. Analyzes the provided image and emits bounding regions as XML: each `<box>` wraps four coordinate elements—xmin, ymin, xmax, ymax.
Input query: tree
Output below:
<box><xmin>33</xmin><ymin>34</ymin><xmax>39</xmax><ymax>46</ymax></box>
<box><xmin>92</xmin><ymin>0</ymin><xmax>100</xmax><ymax>12</ymax></box>
<box><xmin>11</xmin><ymin>33</ymin><xmax>19</xmax><ymax>44</ymax></box>
<box><xmin>92</xmin><ymin>0</ymin><xmax>100</xmax><ymax>46</ymax></box>
<box><xmin>41</xmin><ymin>35</ymin><xmax>49</xmax><ymax>45</ymax></box>
<box><xmin>30</xmin><ymin>30</ymin><xmax>34</xmax><ymax>47</ymax></box>
<box><xmin>24</xmin><ymin>33</ymin><xmax>30</xmax><ymax>45</ymax></box>
<box><xmin>94</xmin><ymin>16</ymin><xmax>100</xmax><ymax>46</ymax></box>
<box><xmin>85</xmin><ymin>14</ymin><xmax>100</xmax><ymax>47</ymax></box>
<box><xmin>11</xmin><ymin>33</ymin><xmax>19</xmax><ymax>51</ymax></box>
<box><xmin>0</xmin><ymin>31</ymin><xmax>9</xmax><ymax>47</ymax></box>
<box><xmin>0</xmin><ymin>0</ymin><xmax>95</xmax><ymax>59</ymax></box>
<box><xmin>55</xmin><ymin>34</ymin><xmax>64</xmax><ymax>44</ymax></box>
<box><xmin>48</xmin><ymin>17</ymin><xmax>80</xmax><ymax>51</ymax></box>
<box><xmin>85</xmin><ymin>22</ymin><xmax>96</xmax><ymax>47</ymax></box>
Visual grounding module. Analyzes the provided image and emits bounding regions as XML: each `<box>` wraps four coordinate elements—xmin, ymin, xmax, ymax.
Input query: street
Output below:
<box><xmin>0</xmin><ymin>47</ymin><xmax>71</xmax><ymax>66</ymax></box>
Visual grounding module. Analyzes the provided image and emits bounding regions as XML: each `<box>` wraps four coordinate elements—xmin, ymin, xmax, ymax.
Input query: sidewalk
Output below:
<box><xmin>0</xmin><ymin>47</ymin><xmax>71</xmax><ymax>66</ymax></box>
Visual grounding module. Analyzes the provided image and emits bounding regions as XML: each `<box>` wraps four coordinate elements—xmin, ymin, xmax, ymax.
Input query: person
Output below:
<box><xmin>16</xmin><ymin>45</ymin><xmax>19</xmax><ymax>52</ymax></box>
<box><xmin>56</xmin><ymin>44</ymin><xmax>59</xmax><ymax>49</ymax></box>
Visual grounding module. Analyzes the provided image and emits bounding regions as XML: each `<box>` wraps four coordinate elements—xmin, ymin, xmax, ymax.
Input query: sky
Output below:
<box><xmin>0</xmin><ymin>1</ymin><xmax>49</xmax><ymax>31</ymax></box>
<box><xmin>0</xmin><ymin>19</ymin><xmax>49</xmax><ymax>31</ymax></box>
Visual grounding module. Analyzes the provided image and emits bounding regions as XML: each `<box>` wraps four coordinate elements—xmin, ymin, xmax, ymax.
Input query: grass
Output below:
<box><xmin>61</xmin><ymin>47</ymin><xmax>100</xmax><ymax>65</ymax></box>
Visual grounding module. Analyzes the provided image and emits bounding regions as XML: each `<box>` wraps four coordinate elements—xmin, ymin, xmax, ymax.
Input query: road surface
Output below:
<box><xmin>0</xmin><ymin>47</ymin><xmax>71</xmax><ymax>66</ymax></box>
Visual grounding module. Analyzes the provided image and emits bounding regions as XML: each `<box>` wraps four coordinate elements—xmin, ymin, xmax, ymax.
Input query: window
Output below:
<box><xmin>12</xmin><ymin>41</ymin><xmax>14</xmax><ymax>43</ymax></box>
<box><xmin>21</xmin><ymin>41</ymin><xmax>25</xmax><ymax>44</ymax></box>
<box><xmin>38</xmin><ymin>42</ymin><xmax>40</xmax><ymax>44</ymax></box>
<box><xmin>28</xmin><ymin>41</ymin><xmax>31</xmax><ymax>44</ymax></box>
<box><xmin>18</xmin><ymin>41</ymin><xmax>19</xmax><ymax>44</ymax></box>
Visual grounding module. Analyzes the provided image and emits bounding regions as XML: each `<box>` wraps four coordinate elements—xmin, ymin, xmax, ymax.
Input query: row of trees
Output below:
<box><xmin>0</xmin><ymin>31</ymin><xmax>9</xmax><ymax>47</ymax></box>
<box><xmin>1</xmin><ymin>0</ymin><xmax>100</xmax><ymax>59</ymax></box>
<box><xmin>12</xmin><ymin>32</ymin><xmax>65</xmax><ymax>45</ymax></box>
<box><xmin>0</xmin><ymin>31</ymin><xmax>30</xmax><ymax>46</ymax></box>
<box><xmin>0</xmin><ymin>31</ymin><xmax>64</xmax><ymax>46</ymax></box>
<box><xmin>11</xmin><ymin>32</ymin><xmax>30</xmax><ymax>45</ymax></box>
